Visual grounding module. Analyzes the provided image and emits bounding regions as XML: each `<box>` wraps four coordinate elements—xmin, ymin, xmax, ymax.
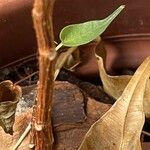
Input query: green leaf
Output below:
<box><xmin>60</xmin><ymin>5</ymin><xmax>125</xmax><ymax>47</ymax></box>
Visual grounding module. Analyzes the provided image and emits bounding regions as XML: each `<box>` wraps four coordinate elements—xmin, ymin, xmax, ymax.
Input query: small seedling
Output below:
<box><xmin>56</xmin><ymin>5</ymin><xmax>125</xmax><ymax>50</ymax></box>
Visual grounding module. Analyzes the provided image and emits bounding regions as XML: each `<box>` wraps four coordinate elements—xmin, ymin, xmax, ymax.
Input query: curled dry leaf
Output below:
<box><xmin>64</xmin><ymin>48</ymin><xmax>81</xmax><ymax>71</ymax></box>
<box><xmin>143</xmin><ymin>79</ymin><xmax>150</xmax><ymax>118</ymax></box>
<box><xmin>54</xmin><ymin>47</ymin><xmax>79</xmax><ymax>80</ymax></box>
<box><xmin>0</xmin><ymin>80</ymin><xmax>22</xmax><ymax>134</ymax></box>
<box><xmin>96</xmin><ymin>54</ymin><xmax>131</xmax><ymax>99</ymax></box>
<box><xmin>79</xmin><ymin>57</ymin><xmax>150</xmax><ymax>150</ymax></box>
<box><xmin>96</xmin><ymin>54</ymin><xmax>150</xmax><ymax>118</ymax></box>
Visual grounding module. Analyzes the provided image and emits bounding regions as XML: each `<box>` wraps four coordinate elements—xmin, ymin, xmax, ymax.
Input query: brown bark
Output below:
<box><xmin>31</xmin><ymin>0</ymin><xmax>56</xmax><ymax>149</ymax></box>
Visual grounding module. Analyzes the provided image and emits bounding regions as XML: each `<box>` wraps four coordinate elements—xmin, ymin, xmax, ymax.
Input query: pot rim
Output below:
<box><xmin>0</xmin><ymin>54</ymin><xmax>36</xmax><ymax>70</ymax></box>
<box><xmin>103</xmin><ymin>33</ymin><xmax>150</xmax><ymax>42</ymax></box>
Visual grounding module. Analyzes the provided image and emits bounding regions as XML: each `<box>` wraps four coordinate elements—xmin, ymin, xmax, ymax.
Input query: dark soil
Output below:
<box><xmin>0</xmin><ymin>55</ymin><xmax>38</xmax><ymax>85</ymax></box>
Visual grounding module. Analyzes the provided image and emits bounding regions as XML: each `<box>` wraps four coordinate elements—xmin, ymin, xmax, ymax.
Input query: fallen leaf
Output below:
<box><xmin>0</xmin><ymin>108</ymin><xmax>32</xmax><ymax>150</ymax></box>
<box><xmin>96</xmin><ymin>54</ymin><xmax>131</xmax><ymax>99</ymax></box>
<box><xmin>79</xmin><ymin>56</ymin><xmax>150</xmax><ymax>150</ymax></box>
<box><xmin>60</xmin><ymin>6</ymin><xmax>124</xmax><ymax>47</ymax></box>
<box><xmin>54</xmin><ymin>47</ymin><xmax>78</xmax><ymax>80</ymax></box>
<box><xmin>143</xmin><ymin>79</ymin><xmax>150</xmax><ymax>118</ymax></box>
<box><xmin>0</xmin><ymin>80</ymin><xmax>22</xmax><ymax>134</ymax></box>
<box><xmin>96</xmin><ymin>55</ymin><xmax>150</xmax><ymax>118</ymax></box>
<box><xmin>64</xmin><ymin>48</ymin><xmax>81</xmax><ymax>71</ymax></box>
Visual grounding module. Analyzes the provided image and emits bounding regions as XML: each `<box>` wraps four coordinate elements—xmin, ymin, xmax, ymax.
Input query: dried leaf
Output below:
<box><xmin>79</xmin><ymin>57</ymin><xmax>150</xmax><ymax>150</ymax></box>
<box><xmin>143</xmin><ymin>80</ymin><xmax>150</xmax><ymax>118</ymax></box>
<box><xmin>0</xmin><ymin>108</ymin><xmax>32</xmax><ymax>150</ymax></box>
<box><xmin>64</xmin><ymin>49</ymin><xmax>81</xmax><ymax>71</ymax></box>
<box><xmin>0</xmin><ymin>80</ymin><xmax>21</xmax><ymax>134</ymax></box>
<box><xmin>96</xmin><ymin>55</ymin><xmax>131</xmax><ymax>98</ymax></box>
<box><xmin>96</xmin><ymin>55</ymin><xmax>150</xmax><ymax>118</ymax></box>
<box><xmin>54</xmin><ymin>47</ymin><xmax>77</xmax><ymax>80</ymax></box>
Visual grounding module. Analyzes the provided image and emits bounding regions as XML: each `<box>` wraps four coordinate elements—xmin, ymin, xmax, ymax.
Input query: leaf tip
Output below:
<box><xmin>120</xmin><ymin>5</ymin><xmax>125</xmax><ymax>9</ymax></box>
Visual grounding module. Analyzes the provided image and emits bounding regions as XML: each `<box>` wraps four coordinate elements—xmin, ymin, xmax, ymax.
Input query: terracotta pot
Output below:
<box><xmin>1</xmin><ymin>0</ymin><xmax>150</xmax><ymax>76</ymax></box>
<box><xmin>0</xmin><ymin>0</ymin><xmax>36</xmax><ymax>68</ymax></box>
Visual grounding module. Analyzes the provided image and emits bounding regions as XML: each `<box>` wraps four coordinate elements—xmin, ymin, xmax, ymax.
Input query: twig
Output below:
<box><xmin>15</xmin><ymin>71</ymin><xmax>39</xmax><ymax>85</ymax></box>
<box><xmin>31</xmin><ymin>0</ymin><xmax>56</xmax><ymax>149</ymax></box>
<box><xmin>55</xmin><ymin>43</ymin><xmax>63</xmax><ymax>51</ymax></box>
<box><xmin>142</xmin><ymin>130</ymin><xmax>150</xmax><ymax>137</ymax></box>
<box><xmin>12</xmin><ymin>123</ymin><xmax>31</xmax><ymax>150</ymax></box>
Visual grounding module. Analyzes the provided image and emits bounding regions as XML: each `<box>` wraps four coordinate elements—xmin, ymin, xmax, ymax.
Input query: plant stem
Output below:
<box><xmin>31</xmin><ymin>0</ymin><xmax>56</xmax><ymax>149</ymax></box>
<box><xmin>55</xmin><ymin>43</ymin><xmax>63</xmax><ymax>51</ymax></box>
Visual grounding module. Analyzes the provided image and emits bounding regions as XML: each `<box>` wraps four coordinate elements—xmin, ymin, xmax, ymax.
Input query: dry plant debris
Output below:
<box><xmin>0</xmin><ymin>80</ymin><xmax>21</xmax><ymax>134</ymax></box>
<box><xmin>0</xmin><ymin>82</ymin><xmax>111</xmax><ymax>150</ymax></box>
<box><xmin>96</xmin><ymin>54</ymin><xmax>150</xmax><ymax>118</ymax></box>
<box><xmin>79</xmin><ymin>56</ymin><xmax>150</xmax><ymax>150</ymax></box>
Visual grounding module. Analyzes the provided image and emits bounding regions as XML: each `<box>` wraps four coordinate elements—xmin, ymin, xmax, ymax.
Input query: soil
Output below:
<box><xmin>0</xmin><ymin>55</ymin><xmax>150</xmax><ymax>149</ymax></box>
